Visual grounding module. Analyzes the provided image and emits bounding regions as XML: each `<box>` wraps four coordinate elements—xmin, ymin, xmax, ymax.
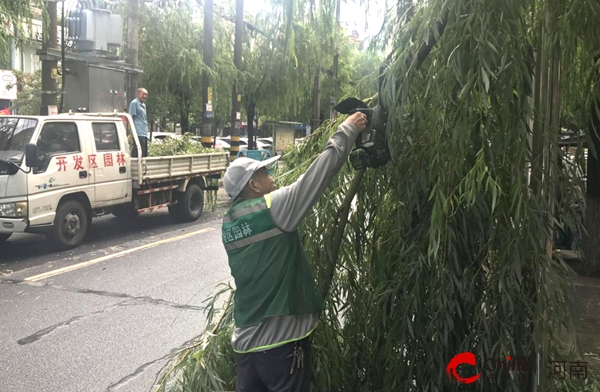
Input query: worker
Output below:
<box><xmin>221</xmin><ymin>111</ymin><xmax>368</xmax><ymax>392</ymax></box>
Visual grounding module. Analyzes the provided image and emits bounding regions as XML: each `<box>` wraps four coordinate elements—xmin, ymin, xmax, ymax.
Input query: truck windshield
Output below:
<box><xmin>0</xmin><ymin>117</ymin><xmax>38</xmax><ymax>164</ymax></box>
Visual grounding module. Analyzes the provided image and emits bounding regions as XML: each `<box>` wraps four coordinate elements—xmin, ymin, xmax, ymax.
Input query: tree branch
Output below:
<box><xmin>393</xmin><ymin>13</ymin><xmax>448</xmax><ymax>90</ymax></box>
<box><xmin>321</xmin><ymin>169</ymin><xmax>365</xmax><ymax>300</ymax></box>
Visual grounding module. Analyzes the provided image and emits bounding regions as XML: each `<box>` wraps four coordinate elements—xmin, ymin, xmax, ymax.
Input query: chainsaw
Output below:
<box><xmin>334</xmin><ymin>96</ymin><xmax>391</xmax><ymax>170</ymax></box>
<box><xmin>334</xmin><ymin>60</ymin><xmax>392</xmax><ymax>171</ymax></box>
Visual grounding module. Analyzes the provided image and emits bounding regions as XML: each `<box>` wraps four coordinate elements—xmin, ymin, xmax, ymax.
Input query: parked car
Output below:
<box><xmin>214</xmin><ymin>137</ymin><xmax>230</xmax><ymax>150</ymax></box>
<box><xmin>257</xmin><ymin>137</ymin><xmax>274</xmax><ymax>152</ymax></box>
<box><xmin>217</xmin><ymin>137</ymin><xmax>248</xmax><ymax>151</ymax></box>
<box><xmin>149</xmin><ymin>132</ymin><xmax>181</xmax><ymax>144</ymax></box>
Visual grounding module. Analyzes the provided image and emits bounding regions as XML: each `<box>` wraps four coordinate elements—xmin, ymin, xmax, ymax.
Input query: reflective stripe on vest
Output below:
<box><xmin>223</xmin><ymin>195</ymin><xmax>279</xmax><ymax>252</ymax></box>
<box><xmin>224</xmin><ymin>227</ymin><xmax>283</xmax><ymax>251</ymax></box>
<box><xmin>223</xmin><ymin>201</ymin><xmax>267</xmax><ymax>224</ymax></box>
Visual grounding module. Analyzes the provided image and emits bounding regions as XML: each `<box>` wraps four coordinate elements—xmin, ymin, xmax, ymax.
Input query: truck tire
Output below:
<box><xmin>171</xmin><ymin>183</ymin><xmax>204</xmax><ymax>222</ymax></box>
<box><xmin>50</xmin><ymin>200</ymin><xmax>88</xmax><ymax>250</ymax></box>
<box><xmin>0</xmin><ymin>233</ymin><xmax>11</xmax><ymax>242</ymax></box>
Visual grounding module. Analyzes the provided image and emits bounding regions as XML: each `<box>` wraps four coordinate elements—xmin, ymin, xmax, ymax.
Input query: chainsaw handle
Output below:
<box><xmin>348</xmin><ymin>108</ymin><xmax>373</xmax><ymax>128</ymax></box>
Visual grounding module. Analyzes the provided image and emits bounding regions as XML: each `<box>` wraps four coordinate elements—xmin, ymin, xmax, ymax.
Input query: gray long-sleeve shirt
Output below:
<box><xmin>231</xmin><ymin>121</ymin><xmax>361</xmax><ymax>353</ymax></box>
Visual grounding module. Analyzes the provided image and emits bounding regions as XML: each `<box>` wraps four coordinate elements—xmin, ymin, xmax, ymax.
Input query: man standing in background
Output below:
<box><xmin>128</xmin><ymin>88</ymin><xmax>149</xmax><ymax>157</ymax></box>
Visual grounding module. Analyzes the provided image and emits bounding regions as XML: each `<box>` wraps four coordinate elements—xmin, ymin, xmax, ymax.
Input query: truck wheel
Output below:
<box><xmin>0</xmin><ymin>233</ymin><xmax>11</xmax><ymax>242</ymax></box>
<box><xmin>50</xmin><ymin>200</ymin><xmax>88</xmax><ymax>250</ymax></box>
<box><xmin>173</xmin><ymin>183</ymin><xmax>204</xmax><ymax>222</ymax></box>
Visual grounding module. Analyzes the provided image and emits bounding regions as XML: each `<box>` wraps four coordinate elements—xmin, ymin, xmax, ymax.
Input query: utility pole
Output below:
<box><xmin>127</xmin><ymin>0</ymin><xmax>139</xmax><ymax>106</ymax></box>
<box><xmin>330</xmin><ymin>0</ymin><xmax>341</xmax><ymax>119</ymax></box>
<box><xmin>40</xmin><ymin>0</ymin><xmax>58</xmax><ymax>115</ymax></box>
<box><xmin>312</xmin><ymin>65</ymin><xmax>321</xmax><ymax>131</ymax></box>
<box><xmin>230</xmin><ymin>0</ymin><xmax>243</xmax><ymax>161</ymax></box>
<box><xmin>201</xmin><ymin>0</ymin><xmax>214</xmax><ymax>148</ymax></box>
<box><xmin>59</xmin><ymin>0</ymin><xmax>66</xmax><ymax>113</ymax></box>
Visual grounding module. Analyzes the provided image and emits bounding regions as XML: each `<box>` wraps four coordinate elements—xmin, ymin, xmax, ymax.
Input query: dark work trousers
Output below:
<box><xmin>131</xmin><ymin>136</ymin><xmax>148</xmax><ymax>157</ymax></box>
<box><xmin>235</xmin><ymin>337</ymin><xmax>312</xmax><ymax>392</ymax></box>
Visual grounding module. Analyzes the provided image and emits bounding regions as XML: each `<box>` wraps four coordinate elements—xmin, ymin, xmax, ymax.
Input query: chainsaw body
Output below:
<box><xmin>334</xmin><ymin>97</ymin><xmax>391</xmax><ymax>170</ymax></box>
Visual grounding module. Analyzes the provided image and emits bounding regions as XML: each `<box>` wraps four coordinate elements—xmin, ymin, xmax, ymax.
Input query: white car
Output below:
<box><xmin>149</xmin><ymin>132</ymin><xmax>181</xmax><ymax>144</ymax></box>
<box><xmin>214</xmin><ymin>137</ymin><xmax>230</xmax><ymax>150</ymax></box>
<box><xmin>217</xmin><ymin>137</ymin><xmax>248</xmax><ymax>151</ymax></box>
<box><xmin>240</xmin><ymin>137</ymin><xmax>272</xmax><ymax>151</ymax></box>
<box><xmin>257</xmin><ymin>138</ymin><xmax>274</xmax><ymax>152</ymax></box>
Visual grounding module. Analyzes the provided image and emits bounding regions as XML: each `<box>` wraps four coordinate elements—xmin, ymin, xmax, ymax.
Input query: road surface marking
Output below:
<box><xmin>24</xmin><ymin>228</ymin><xmax>215</xmax><ymax>282</ymax></box>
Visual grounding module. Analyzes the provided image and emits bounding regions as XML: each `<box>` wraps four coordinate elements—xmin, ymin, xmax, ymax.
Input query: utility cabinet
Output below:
<box><xmin>63</xmin><ymin>61</ymin><xmax>127</xmax><ymax>112</ymax></box>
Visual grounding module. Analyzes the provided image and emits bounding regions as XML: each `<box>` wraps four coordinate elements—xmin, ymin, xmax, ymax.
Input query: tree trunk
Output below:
<box><xmin>180</xmin><ymin>109</ymin><xmax>189</xmax><ymax>134</ymax></box>
<box><xmin>582</xmin><ymin>88</ymin><xmax>600</xmax><ymax>277</ymax></box>
<box><xmin>40</xmin><ymin>0</ymin><xmax>57</xmax><ymax>115</ymax></box>
<box><xmin>247</xmin><ymin>102</ymin><xmax>256</xmax><ymax>150</ymax></box>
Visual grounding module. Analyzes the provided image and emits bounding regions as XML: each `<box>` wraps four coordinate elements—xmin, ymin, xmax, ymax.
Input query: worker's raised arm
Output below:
<box><xmin>269</xmin><ymin>112</ymin><xmax>366</xmax><ymax>232</ymax></box>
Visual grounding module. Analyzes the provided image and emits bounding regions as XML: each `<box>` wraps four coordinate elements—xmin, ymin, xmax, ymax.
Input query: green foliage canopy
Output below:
<box><xmin>138</xmin><ymin>2</ymin><xmax>236</xmax><ymax>130</ymax></box>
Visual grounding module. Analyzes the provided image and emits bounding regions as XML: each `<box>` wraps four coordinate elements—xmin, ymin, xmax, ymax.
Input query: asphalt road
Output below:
<box><xmin>0</xmin><ymin>195</ymin><xmax>232</xmax><ymax>392</ymax></box>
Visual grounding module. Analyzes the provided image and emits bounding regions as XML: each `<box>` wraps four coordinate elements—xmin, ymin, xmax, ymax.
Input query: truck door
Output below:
<box><xmin>28</xmin><ymin>121</ymin><xmax>94</xmax><ymax>226</ymax></box>
<box><xmin>90</xmin><ymin>121</ymin><xmax>131</xmax><ymax>206</ymax></box>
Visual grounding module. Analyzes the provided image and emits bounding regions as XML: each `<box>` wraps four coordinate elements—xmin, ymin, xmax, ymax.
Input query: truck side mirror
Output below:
<box><xmin>25</xmin><ymin>143</ymin><xmax>39</xmax><ymax>168</ymax></box>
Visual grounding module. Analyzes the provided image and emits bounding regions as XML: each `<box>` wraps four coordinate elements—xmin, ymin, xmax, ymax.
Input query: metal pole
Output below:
<box><xmin>127</xmin><ymin>0</ymin><xmax>139</xmax><ymax>104</ymax></box>
<box><xmin>41</xmin><ymin>0</ymin><xmax>58</xmax><ymax>115</ymax></box>
<box><xmin>330</xmin><ymin>0</ymin><xmax>341</xmax><ymax>119</ymax></box>
<box><xmin>59</xmin><ymin>0</ymin><xmax>66</xmax><ymax>113</ymax></box>
<box><xmin>312</xmin><ymin>65</ymin><xmax>321</xmax><ymax>131</ymax></box>
<box><xmin>201</xmin><ymin>0</ymin><xmax>214</xmax><ymax>148</ymax></box>
<box><xmin>230</xmin><ymin>0</ymin><xmax>243</xmax><ymax>162</ymax></box>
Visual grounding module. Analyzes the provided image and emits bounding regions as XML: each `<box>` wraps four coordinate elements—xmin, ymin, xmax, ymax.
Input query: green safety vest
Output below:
<box><xmin>222</xmin><ymin>194</ymin><xmax>324</xmax><ymax>328</ymax></box>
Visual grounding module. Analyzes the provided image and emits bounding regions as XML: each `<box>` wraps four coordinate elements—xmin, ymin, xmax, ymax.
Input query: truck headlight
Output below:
<box><xmin>0</xmin><ymin>202</ymin><xmax>28</xmax><ymax>218</ymax></box>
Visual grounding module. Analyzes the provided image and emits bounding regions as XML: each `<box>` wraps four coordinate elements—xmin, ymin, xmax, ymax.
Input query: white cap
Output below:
<box><xmin>223</xmin><ymin>155</ymin><xmax>281</xmax><ymax>199</ymax></box>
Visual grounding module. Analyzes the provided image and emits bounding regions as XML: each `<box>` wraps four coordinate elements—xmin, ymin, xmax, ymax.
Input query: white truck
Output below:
<box><xmin>0</xmin><ymin>112</ymin><xmax>228</xmax><ymax>250</ymax></box>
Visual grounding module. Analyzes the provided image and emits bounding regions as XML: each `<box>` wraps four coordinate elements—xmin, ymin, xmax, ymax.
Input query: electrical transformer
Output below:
<box><xmin>67</xmin><ymin>8</ymin><xmax>123</xmax><ymax>53</ymax></box>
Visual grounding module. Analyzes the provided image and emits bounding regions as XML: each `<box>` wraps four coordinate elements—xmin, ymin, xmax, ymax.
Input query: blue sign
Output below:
<box><xmin>204</xmin><ymin>111</ymin><xmax>213</xmax><ymax>119</ymax></box>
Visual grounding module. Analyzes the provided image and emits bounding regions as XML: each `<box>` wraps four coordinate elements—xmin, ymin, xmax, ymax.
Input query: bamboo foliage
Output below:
<box><xmin>153</xmin><ymin>0</ymin><xmax>600</xmax><ymax>391</ymax></box>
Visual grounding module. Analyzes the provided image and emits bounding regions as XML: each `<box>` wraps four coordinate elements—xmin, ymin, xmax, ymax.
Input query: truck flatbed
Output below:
<box><xmin>131</xmin><ymin>153</ymin><xmax>228</xmax><ymax>185</ymax></box>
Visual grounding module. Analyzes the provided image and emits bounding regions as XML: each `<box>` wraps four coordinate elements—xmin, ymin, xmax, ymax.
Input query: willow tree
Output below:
<box><xmin>153</xmin><ymin>0</ymin><xmax>600</xmax><ymax>391</ymax></box>
<box><xmin>236</xmin><ymin>0</ymin><xmax>382</xmax><ymax>140</ymax></box>
<box><xmin>237</xmin><ymin>0</ymin><xmax>336</xmax><ymax>138</ymax></box>
<box><xmin>138</xmin><ymin>2</ymin><xmax>236</xmax><ymax>133</ymax></box>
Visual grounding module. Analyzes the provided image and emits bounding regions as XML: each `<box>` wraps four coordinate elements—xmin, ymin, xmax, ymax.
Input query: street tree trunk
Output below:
<box><xmin>247</xmin><ymin>101</ymin><xmax>256</xmax><ymax>150</ymax></box>
<box><xmin>180</xmin><ymin>109</ymin><xmax>189</xmax><ymax>134</ymax></box>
